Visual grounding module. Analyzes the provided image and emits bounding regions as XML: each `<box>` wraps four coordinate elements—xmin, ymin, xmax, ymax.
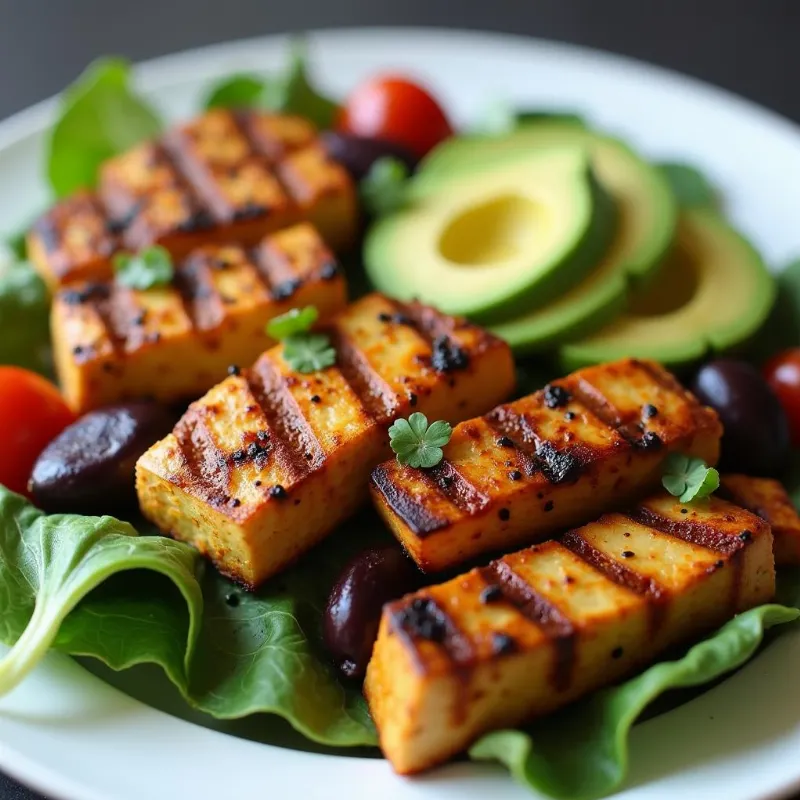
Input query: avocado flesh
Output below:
<box><xmin>364</xmin><ymin>146</ymin><xmax>617</xmax><ymax>322</ymax></box>
<box><xmin>421</xmin><ymin>124</ymin><xmax>677</xmax><ymax>351</ymax></box>
<box><xmin>560</xmin><ymin>209</ymin><xmax>776</xmax><ymax>369</ymax></box>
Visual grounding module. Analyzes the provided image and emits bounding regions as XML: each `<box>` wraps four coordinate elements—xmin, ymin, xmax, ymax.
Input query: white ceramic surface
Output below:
<box><xmin>1</xmin><ymin>27</ymin><xmax>800</xmax><ymax>800</ymax></box>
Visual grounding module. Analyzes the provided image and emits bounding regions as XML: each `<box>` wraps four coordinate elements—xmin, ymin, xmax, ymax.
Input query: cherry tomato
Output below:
<box><xmin>764</xmin><ymin>348</ymin><xmax>800</xmax><ymax>447</ymax></box>
<box><xmin>338</xmin><ymin>75</ymin><xmax>454</xmax><ymax>159</ymax></box>
<box><xmin>0</xmin><ymin>367</ymin><xmax>76</xmax><ymax>497</ymax></box>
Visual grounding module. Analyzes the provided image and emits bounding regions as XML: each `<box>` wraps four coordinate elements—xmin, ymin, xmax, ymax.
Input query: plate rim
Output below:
<box><xmin>1</xmin><ymin>25</ymin><xmax>800</xmax><ymax>800</ymax></box>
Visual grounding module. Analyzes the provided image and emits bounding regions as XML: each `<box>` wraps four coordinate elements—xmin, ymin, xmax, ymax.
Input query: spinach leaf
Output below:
<box><xmin>201</xmin><ymin>40</ymin><xmax>338</xmax><ymax>129</ymax></box>
<box><xmin>48</xmin><ymin>58</ymin><xmax>162</xmax><ymax>198</ymax></box>
<box><xmin>0</xmin><ymin>487</ymin><xmax>378</xmax><ymax>746</ymax></box>
<box><xmin>657</xmin><ymin>162</ymin><xmax>718</xmax><ymax>209</ymax></box>
<box><xmin>748</xmin><ymin>257</ymin><xmax>800</xmax><ymax>362</ymax></box>
<box><xmin>0</xmin><ymin>257</ymin><xmax>51</xmax><ymax>374</ymax></box>
<box><xmin>204</xmin><ymin>74</ymin><xmax>265</xmax><ymax>110</ymax></box>
<box><xmin>0</xmin><ymin>487</ymin><xmax>203</xmax><ymax>695</ymax></box>
<box><xmin>5</xmin><ymin>228</ymin><xmax>27</xmax><ymax>261</ymax></box>
<box><xmin>470</xmin><ymin>594</ymin><xmax>800</xmax><ymax>800</ymax></box>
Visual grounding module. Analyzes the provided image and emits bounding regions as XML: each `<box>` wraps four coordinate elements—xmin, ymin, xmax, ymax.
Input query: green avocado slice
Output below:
<box><xmin>424</xmin><ymin>124</ymin><xmax>676</xmax><ymax>351</ymax></box>
<box><xmin>559</xmin><ymin>209</ymin><xmax>776</xmax><ymax>369</ymax></box>
<box><xmin>364</xmin><ymin>146</ymin><xmax>617</xmax><ymax>322</ymax></box>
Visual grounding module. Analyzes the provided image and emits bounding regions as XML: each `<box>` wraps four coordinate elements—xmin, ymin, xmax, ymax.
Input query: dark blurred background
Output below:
<box><xmin>1</xmin><ymin>1</ymin><xmax>799</xmax><ymax>798</ymax></box>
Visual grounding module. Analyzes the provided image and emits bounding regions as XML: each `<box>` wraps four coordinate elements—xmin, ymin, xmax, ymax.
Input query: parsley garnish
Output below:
<box><xmin>662</xmin><ymin>453</ymin><xmax>720</xmax><ymax>502</ymax></box>
<box><xmin>267</xmin><ymin>306</ymin><xmax>319</xmax><ymax>340</ymax></box>
<box><xmin>282</xmin><ymin>333</ymin><xmax>336</xmax><ymax>374</ymax></box>
<box><xmin>389</xmin><ymin>412</ymin><xmax>453</xmax><ymax>469</ymax></box>
<box><xmin>113</xmin><ymin>245</ymin><xmax>174</xmax><ymax>290</ymax></box>
<box><xmin>360</xmin><ymin>157</ymin><xmax>410</xmax><ymax>217</ymax></box>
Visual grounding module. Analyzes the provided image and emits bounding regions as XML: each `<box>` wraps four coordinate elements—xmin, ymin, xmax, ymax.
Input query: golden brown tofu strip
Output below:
<box><xmin>52</xmin><ymin>223</ymin><xmax>346</xmax><ymax>414</ymax></box>
<box><xmin>365</xmin><ymin>493</ymin><xmax>775</xmax><ymax>775</ymax></box>
<box><xmin>27</xmin><ymin>110</ymin><xmax>357</xmax><ymax>290</ymax></box>
<box><xmin>136</xmin><ymin>294</ymin><xmax>516</xmax><ymax>588</ymax></box>
<box><xmin>370</xmin><ymin>358</ymin><xmax>723</xmax><ymax>572</ymax></box>
<box><xmin>720</xmin><ymin>474</ymin><xmax>800</xmax><ymax>565</ymax></box>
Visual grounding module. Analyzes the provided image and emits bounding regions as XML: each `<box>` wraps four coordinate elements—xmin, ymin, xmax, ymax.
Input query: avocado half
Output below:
<box><xmin>364</xmin><ymin>146</ymin><xmax>616</xmax><ymax>322</ymax></box>
<box><xmin>422</xmin><ymin>123</ymin><xmax>677</xmax><ymax>352</ymax></box>
<box><xmin>560</xmin><ymin>209</ymin><xmax>776</xmax><ymax>370</ymax></box>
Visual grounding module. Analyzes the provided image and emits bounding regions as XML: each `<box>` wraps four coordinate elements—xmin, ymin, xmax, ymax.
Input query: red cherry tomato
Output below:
<box><xmin>0</xmin><ymin>367</ymin><xmax>76</xmax><ymax>497</ymax></box>
<box><xmin>764</xmin><ymin>348</ymin><xmax>800</xmax><ymax>447</ymax></box>
<box><xmin>338</xmin><ymin>75</ymin><xmax>454</xmax><ymax>159</ymax></box>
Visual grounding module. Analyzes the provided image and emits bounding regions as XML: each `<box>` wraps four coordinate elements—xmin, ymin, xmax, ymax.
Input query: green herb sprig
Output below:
<box><xmin>267</xmin><ymin>306</ymin><xmax>319</xmax><ymax>340</ymax></box>
<box><xmin>661</xmin><ymin>453</ymin><xmax>720</xmax><ymax>502</ymax></box>
<box><xmin>389</xmin><ymin>412</ymin><xmax>453</xmax><ymax>469</ymax></box>
<box><xmin>113</xmin><ymin>245</ymin><xmax>174</xmax><ymax>290</ymax></box>
<box><xmin>282</xmin><ymin>333</ymin><xmax>336</xmax><ymax>374</ymax></box>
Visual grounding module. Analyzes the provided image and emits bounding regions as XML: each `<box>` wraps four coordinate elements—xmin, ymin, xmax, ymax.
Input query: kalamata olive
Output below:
<box><xmin>692</xmin><ymin>359</ymin><xmax>790</xmax><ymax>476</ymax></box>
<box><xmin>29</xmin><ymin>402</ymin><xmax>177</xmax><ymax>515</ymax></box>
<box><xmin>323</xmin><ymin>543</ymin><xmax>421</xmax><ymax>679</ymax></box>
<box><xmin>320</xmin><ymin>131</ymin><xmax>418</xmax><ymax>181</ymax></box>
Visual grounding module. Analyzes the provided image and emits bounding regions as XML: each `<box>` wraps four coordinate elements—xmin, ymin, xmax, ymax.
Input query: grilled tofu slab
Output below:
<box><xmin>136</xmin><ymin>293</ymin><xmax>515</xmax><ymax>587</ymax></box>
<box><xmin>720</xmin><ymin>474</ymin><xmax>800</xmax><ymax>565</ymax></box>
<box><xmin>52</xmin><ymin>223</ymin><xmax>347</xmax><ymax>414</ymax></box>
<box><xmin>371</xmin><ymin>358</ymin><xmax>722</xmax><ymax>572</ymax></box>
<box><xmin>365</xmin><ymin>493</ymin><xmax>775</xmax><ymax>774</ymax></box>
<box><xmin>28</xmin><ymin>109</ymin><xmax>357</xmax><ymax>289</ymax></box>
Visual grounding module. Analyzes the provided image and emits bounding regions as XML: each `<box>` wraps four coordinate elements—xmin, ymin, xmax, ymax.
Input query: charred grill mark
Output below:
<box><xmin>150</xmin><ymin>141</ymin><xmax>218</xmax><ymax>234</ymax></box>
<box><xmin>568</xmin><ymin>378</ymin><xmax>644</xmax><ymax>446</ymax></box>
<box><xmin>485</xmin><ymin>406</ymin><xmax>584</xmax><ymax>484</ymax></box>
<box><xmin>391</xmin><ymin>596</ymin><xmax>476</xmax><ymax>664</ymax></box>
<box><xmin>481</xmin><ymin>560</ymin><xmax>576</xmax><ymax>691</ymax></box>
<box><xmin>246</xmin><ymin>361</ymin><xmax>325</xmax><ymax>483</ymax></box>
<box><xmin>173</xmin><ymin>253</ymin><xmax>225</xmax><ymax>331</ymax></box>
<box><xmin>625</xmin><ymin>507</ymin><xmax>749</xmax><ymax>556</ymax></box>
<box><xmin>390</xmin><ymin>300</ymin><xmax>473</xmax><ymax>373</ymax></box>
<box><xmin>326</xmin><ymin>325</ymin><xmax>400</xmax><ymax>425</ymax></box>
<box><xmin>423</xmin><ymin>460</ymin><xmax>489</xmax><ymax>515</ymax></box>
<box><xmin>562</xmin><ymin>529</ymin><xmax>670</xmax><ymax>634</ymax></box>
<box><xmin>483</xmin><ymin>416</ymin><xmax>538</xmax><ymax>476</ymax></box>
<box><xmin>173</xmin><ymin>411</ymin><xmax>232</xmax><ymax>506</ymax></box>
<box><xmin>370</xmin><ymin>465</ymin><xmax>450</xmax><ymax>536</ymax></box>
<box><xmin>248</xmin><ymin>241</ymin><xmax>307</xmax><ymax>300</ymax></box>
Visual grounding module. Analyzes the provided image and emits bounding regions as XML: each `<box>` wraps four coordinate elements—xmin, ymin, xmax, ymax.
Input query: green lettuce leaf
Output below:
<box><xmin>0</xmin><ymin>257</ymin><xmax>51</xmax><ymax>374</ymax></box>
<box><xmin>48</xmin><ymin>57</ymin><xmax>162</xmax><ymax>198</ymax></box>
<box><xmin>0</xmin><ymin>488</ymin><xmax>203</xmax><ymax>694</ymax></box>
<box><xmin>470</xmin><ymin>597</ymin><xmax>800</xmax><ymax>800</ymax></box>
<box><xmin>204</xmin><ymin>74</ymin><xmax>265</xmax><ymax>110</ymax></box>
<box><xmin>0</xmin><ymin>487</ymin><xmax>378</xmax><ymax>746</ymax></box>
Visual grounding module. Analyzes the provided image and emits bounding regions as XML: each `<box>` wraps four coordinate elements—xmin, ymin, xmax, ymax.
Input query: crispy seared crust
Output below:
<box><xmin>51</xmin><ymin>223</ymin><xmax>347</xmax><ymax>414</ymax></box>
<box><xmin>370</xmin><ymin>358</ymin><xmax>723</xmax><ymax>572</ymax></box>
<box><xmin>365</xmin><ymin>493</ymin><xmax>775</xmax><ymax>774</ymax></box>
<box><xmin>28</xmin><ymin>109</ymin><xmax>357</xmax><ymax>290</ymax></box>
<box><xmin>136</xmin><ymin>294</ymin><xmax>516</xmax><ymax>587</ymax></box>
<box><xmin>720</xmin><ymin>474</ymin><xmax>800</xmax><ymax>565</ymax></box>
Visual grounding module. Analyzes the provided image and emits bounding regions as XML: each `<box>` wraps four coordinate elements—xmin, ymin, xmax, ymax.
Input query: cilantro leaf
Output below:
<box><xmin>113</xmin><ymin>246</ymin><xmax>174</xmax><ymax>290</ymax></box>
<box><xmin>661</xmin><ymin>453</ymin><xmax>720</xmax><ymax>502</ymax></box>
<box><xmin>657</xmin><ymin>162</ymin><xmax>717</xmax><ymax>209</ymax></box>
<box><xmin>360</xmin><ymin>157</ymin><xmax>410</xmax><ymax>217</ymax></box>
<box><xmin>48</xmin><ymin>58</ymin><xmax>162</xmax><ymax>198</ymax></box>
<box><xmin>267</xmin><ymin>306</ymin><xmax>319</xmax><ymax>340</ymax></box>
<box><xmin>204</xmin><ymin>74</ymin><xmax>266</xmax><ymax>110</ymax></box>
<box><xmin>389</xmin><ymin>412</ymin><xmax>453</xmax><ymax>469</ymax></box>
<box><xmin>282</xmin><ymin>333</ymin><xmax>336</xmax><ymax>374</ymax></box>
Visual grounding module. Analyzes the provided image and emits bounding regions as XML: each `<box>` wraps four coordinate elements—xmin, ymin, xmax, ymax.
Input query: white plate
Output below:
<box><xmin>1</xmin><ymin>26</ymin><xmax>800</xmax><ymax>800</ymax></box>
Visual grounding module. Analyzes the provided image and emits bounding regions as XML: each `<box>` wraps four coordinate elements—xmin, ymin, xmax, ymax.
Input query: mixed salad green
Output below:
<box><xmin>2</xmin><ymin>41</ymin><xmax>800</xmax><ymax>800</ymax></box>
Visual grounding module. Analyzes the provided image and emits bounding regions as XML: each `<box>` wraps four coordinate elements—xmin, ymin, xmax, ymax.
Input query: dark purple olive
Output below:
<box><xmin>29</xmin><ymin>402</ymin><xmax>177</xmax><ymax>515</ymax></box>
<box><xmin>320</xmin><ymin>131</ymin><xmax>418</xmax><ymax>181</ymax></box>
<box><xmin>323</xmin><ymin>543</ymin><xmax>421</xmax><ymax>679</ymax></box>
<box><xmin>692</xmin><ymin>359</ymin><xmax>790</xmax><ymax>476</ymax></box>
